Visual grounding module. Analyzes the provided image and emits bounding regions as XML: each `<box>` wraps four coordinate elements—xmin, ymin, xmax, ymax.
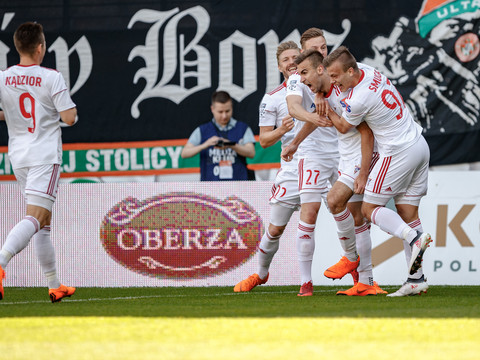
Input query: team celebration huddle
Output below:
<box><xmin>0</xmin><ymin>22</ymin><xmax>433</xmax><ymax>302</ymax></box>
<box><xmin>234</xmin><ymin>27</ymin><xmax>433</xmax><ymax>297</ymax></box>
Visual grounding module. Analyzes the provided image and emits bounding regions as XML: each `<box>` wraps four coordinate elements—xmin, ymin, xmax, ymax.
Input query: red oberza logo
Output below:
<box><xmin>100</xmin><ymin>192</ymin><xmax>264</xmax><ymax>279</ymax></box>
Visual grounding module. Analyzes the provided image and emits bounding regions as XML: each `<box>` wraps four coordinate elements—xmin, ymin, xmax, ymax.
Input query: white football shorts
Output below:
<box><xmin>269</xmin><ymin>165</ymin><xmax>301</xmax><ymax>210</ymax></box>
<box><xmin>14</xmin><ymin>164</ymin><xmax>61</xmax><ymax>211</ymax></box>
<box><xmin>364</xmin><ymin>136</ymin><xmax>429</xmax><ymax>206</ymax></box>
<box><xmin>337</xmin><ymin>152</ymin><xmax>380</xmax><ymax>203</ymax></box>
<box><xmin>298</xmin><ymin>156</ymin><xmax>339</xmax><ymax>204</ymax></box>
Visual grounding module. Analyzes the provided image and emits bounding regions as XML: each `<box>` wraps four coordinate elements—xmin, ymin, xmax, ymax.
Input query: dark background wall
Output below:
<box><xmin>1</xmin><ymin>0</ymin><xmax>479</xmax><ymax>166</ymax></box>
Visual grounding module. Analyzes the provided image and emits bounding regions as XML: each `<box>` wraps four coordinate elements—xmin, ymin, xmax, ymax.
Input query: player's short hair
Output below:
<box><xmin>295</xmin><ymin>49</ymin><xmax>324</xmax><ymax>68</ymax></box>
<box><xmin>211</xmin><ymin>91</ymin><xmax>232</xmax><ymax>104</ymax></box>
<box><xmin>276</xmin><ymin>41</ymin><xmax>300</xmax><ymax>64</ymax></box>
<box><xmin>323</xmin><ymin>45</ymin><xmax>358</xmax><ymax>72</ymax></box>
<box><xmin>300</xmin><ymin>27</ymin><xmax>325</xmax><ymax>49</ymax></box>
<box><xmin>14</xmin><ymin>22</ymin><xmax>44</xmax><ymax>57</ymax></box>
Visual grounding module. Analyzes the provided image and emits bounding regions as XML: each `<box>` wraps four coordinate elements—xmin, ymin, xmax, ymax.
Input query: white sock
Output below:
<box><xmin>355</xmin><ymin>222</ymin><xmax>373</xmax><ymax>285</ymax></box>
<box><xmin>404</xmin><ymin>219</ymin><xmax>424</xmax><ymax>280</ymax></box>
<box><xmin>371</xmin><ymin>207</ymin><xmax>417</xmax><ymax>242</ymax></box>
<box><xmin>333</xmin><ymin>208</ymin><xmax>357</xmax><ymax>261</ymax></box>
<box><xmin>34</xmin><ymin>226</ymin><xmax>61</xmax><ymax>289</ymax></box>
<box><xmin>257</xmin><ymin>229</ymin><xmax>280</xmax><ymax>280</ymax></box>
<box><xmin>0</xmin><ymin>216</ymin><xmax>40</xmax><ymax>268</ymax></box>
<box><xmin>297</xmin><ymin>220</ymin><xmax>315</xmax><ymax>284</ymax></box>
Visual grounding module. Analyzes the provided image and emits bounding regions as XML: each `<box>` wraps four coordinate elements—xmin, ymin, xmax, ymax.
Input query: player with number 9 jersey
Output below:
<box><xmin>0</xmin><ymin>64</ymin><xmax>75</xmax><ymax>169</ymax></box>
<box><xmin>341</xmin><ymin>65</ymin><xmax>422</xmax><ymax>157</ymax></box>
<box><xmin>324</xmin><ymin>46</ymin><xmax>432</xmax><ymax>295</ymax></box>
<box><xmin>0</xmin><ymin>22</ymin><xmax>77</xmax><ymax>303</ymax></box>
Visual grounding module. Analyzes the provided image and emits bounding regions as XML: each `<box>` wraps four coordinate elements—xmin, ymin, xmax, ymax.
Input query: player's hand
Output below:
<box><xmin>354</xmin><ymin>173</ymin><xmax>368</xmax><ymax>194</ymax></box>
<box><xmin>280</xmin><ymin>115</ymin><xmax>295</xmax><ymax>133</ymax></box>
<box><xmin>324</xmin><ymin>101</ymin><xmax>337</xmax><ymax>119</ymax></box>
<box><xmin>315</xmin><ymin>93</ymin><xmax>326</xmax><ymax>116</ymax></box>
<box><xmin>281</xmin><ymin>143</ymin><xmax>298</xmax><ymax>162</ymax></box>
<box><xmin>317</xmin><ymin>115</ymin><xmax>333</xmax><ymax>127</ymax></box>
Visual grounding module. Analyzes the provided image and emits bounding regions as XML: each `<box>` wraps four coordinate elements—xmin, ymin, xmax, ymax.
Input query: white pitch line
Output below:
<box><xmin>0</xmin><ymin>289</ymin><xmax>337</xmax><ymax>306</ymax></box>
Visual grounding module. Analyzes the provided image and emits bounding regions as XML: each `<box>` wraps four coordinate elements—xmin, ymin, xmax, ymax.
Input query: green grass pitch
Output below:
<box><xmin>1</xmin><ymin>285</ymin><xmax>479</xmax><ymax>360</ymax></box>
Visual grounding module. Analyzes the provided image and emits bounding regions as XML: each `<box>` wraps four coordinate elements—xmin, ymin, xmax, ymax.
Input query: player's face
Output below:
<box><xmin>277</xmin><ymin>49</ymin><xmax>300</xmax><ymax>80</ymax></box>
<box><xmin>303</xmin><ymin>36</ymin><xmax>328</xmax><ymax>58</ymax></box>
<box><xmin>327</xmin><ymin>61</ymin><xmax>353</xmax><ymax>92</ymax></box>
<box><xmin>298</xmin><ymin>58</ymin><xmax>322</xmax><ymax>93</ymax></box>
<box><xmin>211</xmin><ymin>100</ymin><xmax>233</xmax><ymax>127</ymax></box>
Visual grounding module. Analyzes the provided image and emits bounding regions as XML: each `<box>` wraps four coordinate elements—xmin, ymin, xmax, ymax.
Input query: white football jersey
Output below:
<box><xmin>286</xmin><ymin>73</ymin><xmax>339</xmax><ymax>159</ymax></box>
<box><xmin>0</xmin><ymin>64</ymin><xmax>75</xmax><ymax>169</ymax></box>
<box><xmin>259</xmin><ymin>82</ymin><xmax>298</xmax><ymax>169</ymax></box>
<box><xmin>325</xmin><ymin>63</ymin><xmax>377</xmax><ymax>160</ymax></box>
<box><xmin>341</xmin><ymin>64</ymin><xmax>422</xmax><ymax>156</ymax></box>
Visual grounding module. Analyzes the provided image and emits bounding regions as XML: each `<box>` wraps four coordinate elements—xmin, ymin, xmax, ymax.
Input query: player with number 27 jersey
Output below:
<box><xmin>0</xmin><ymin>64</ymin><xmax>75</xmax><ymax>169</ymax></box>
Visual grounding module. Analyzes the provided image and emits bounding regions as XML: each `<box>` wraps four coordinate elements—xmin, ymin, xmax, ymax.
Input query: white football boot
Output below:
<box><xmin>408</xmin><ymin>232</ymin><xmax>432</xmax><ymax>275</ymax></box>
<box><xmin>387</xmin><ymin>279</ymin><xmax>429</xmax><ymax>297</ymax></box>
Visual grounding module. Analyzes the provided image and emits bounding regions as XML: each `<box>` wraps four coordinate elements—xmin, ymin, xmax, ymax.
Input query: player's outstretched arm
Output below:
<box><xmin>0</xmin><ymin>111</ymin><xmax>4</xmax><ymax>121</ymax></box>
<box><xmin>325</xmin><ymin>103</ymin><xmax>353</xmax><ymax>134</ymax></box>
<box><xmin>287</xmin><ymin>95</ymin><xmax>327</xmax><ymax>126</ymax></box>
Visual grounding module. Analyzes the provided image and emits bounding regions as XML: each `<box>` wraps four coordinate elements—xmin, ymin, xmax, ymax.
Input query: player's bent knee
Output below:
<box><xmin>26</xmin><ymin>195</ymin><xmax>54</xmax><ymax>228</ymax></box>
<box><xmin>268</xmin><ymin>224</ymin><xmax>286</xmax><ymax>238</ymax></box>
<box><xmin>361</xmin><ymin>203</ymin><xmax>375</xmax><ymax>222</ymax></box>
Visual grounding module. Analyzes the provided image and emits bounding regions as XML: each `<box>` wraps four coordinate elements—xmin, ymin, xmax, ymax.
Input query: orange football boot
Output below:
<box><xmin>324</xmin><ymin>256</ymin><xmax>360</xmax><ymax>280</ymax></box>
<box><xmin>49</xmin><ymin>284</ymin><xmax>76</xmax><ymax>303</ymax></box>
<box><xmin>234</xmin><ymin>273</ymin><xmax>268</xmax><ymax>292</ymax></box>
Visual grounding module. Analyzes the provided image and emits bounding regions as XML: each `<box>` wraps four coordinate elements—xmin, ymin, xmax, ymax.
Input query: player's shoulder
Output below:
<box><xmin>287</xmin><ymin>72</ymin><xmax>301</xmax><ymax>83</ymax></box>
<box><xmin>286</xmin><ymin>73</ymin><xmax>304</xmax><ymax>94</ymax></box>
<box><xmin>39</xmin><ymin>66</ymin><xmax>60</xmax><ymax>73</ymax></box>
<box><xmin>267</xmin><ymin>82</ymin><xmax>286</xmax><ymax>96</ymax></box>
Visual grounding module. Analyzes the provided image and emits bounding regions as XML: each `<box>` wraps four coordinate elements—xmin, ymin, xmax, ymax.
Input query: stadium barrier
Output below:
<box><xmin>0</xmin><ymin>171</ymin><xmax>478</xmax><ymax>287</ymax></box>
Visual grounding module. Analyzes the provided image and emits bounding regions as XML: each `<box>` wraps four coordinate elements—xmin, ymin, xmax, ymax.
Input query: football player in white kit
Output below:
<box><xmin>284</xmin><ymin>29</ymin><xmax>342</xmax><ymax>296</ymax></box>
<box><xmin>322</xmin><ymin>46</ymin><xmax>432</xmax><ymax>297</ymax></box>
<box><xmin>285</xmin><ymin>49</ymin><xmax>388</xmax><ymax>296</ymax></box>
<box><xmin>234</xmin><ymin>41</ymin><xmax>302</xmax><ymax>293</ymax></box>
<box><xmin>0</xmin><ymin>22</ymin><xmax>77</xmax><ymax>302</ymax></box>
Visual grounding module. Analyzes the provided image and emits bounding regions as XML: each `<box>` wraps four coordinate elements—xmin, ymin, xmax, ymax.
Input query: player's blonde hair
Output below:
<box><xmin>276</xmin><ymin>41</ymin><xmax>300</xmax><ymax>64</ymax></box>
<box><xmin>323</xmin><ymin>46</ymin><xmax>359</xmax><ymax>72</ymax></box>
<box><xmin>300</xmin><ymin>27</ymin><xmax>325</xmax><ymax>49</ymax></box>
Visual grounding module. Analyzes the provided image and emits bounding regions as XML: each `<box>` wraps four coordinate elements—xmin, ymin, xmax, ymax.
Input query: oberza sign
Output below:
<box><xmin>100</xmin><ymin>192</ymin><xmax>264</xmax><ymax>278</ymax></box>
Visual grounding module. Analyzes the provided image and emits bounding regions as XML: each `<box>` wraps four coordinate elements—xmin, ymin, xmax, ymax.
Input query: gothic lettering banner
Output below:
<box><xmin>0</xmin><ymin>0</ymin><xmax>479</xmax><ymax>166</ymax></box>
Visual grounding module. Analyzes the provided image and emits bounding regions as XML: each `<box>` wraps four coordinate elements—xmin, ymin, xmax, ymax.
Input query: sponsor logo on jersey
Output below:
<box><xmin>287</xmin><ymin>80</ymin><xmax>297</xmax><ymax>91</ymax></box>
<box><xmin>100</xmin><ymin>192</ymin><xmax>263</xmax><ymax>278</ymax></box>
<box><xmin>260</xmin><ymin>102</ymin><xmax>266</xmax><ymax>117</ymax></box>
<box><xmin>340</xmin><ymin>97</ymin><xmax>351</xmax><ymax>113</ymax></box>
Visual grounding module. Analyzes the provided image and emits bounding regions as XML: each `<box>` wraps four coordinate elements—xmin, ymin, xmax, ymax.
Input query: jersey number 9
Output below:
<box><xmin>19</xmin><ymin>92</ymin><xmax>36</xmax><ymax>133</ymax></box>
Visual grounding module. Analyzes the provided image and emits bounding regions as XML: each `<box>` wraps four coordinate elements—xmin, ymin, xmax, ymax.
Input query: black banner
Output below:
<box><xmin>0</xmin><ymin>0</ymin><xmax>479</xmax><ymax>166</ymax></box>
